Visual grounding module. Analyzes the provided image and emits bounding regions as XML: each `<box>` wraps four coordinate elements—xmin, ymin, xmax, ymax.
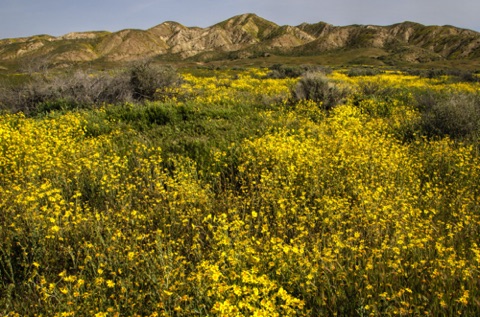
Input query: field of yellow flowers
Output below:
<box><xmin>1</xmin><ymin>67</ymin><xmax>480</xmax><ymax>316</ymax></box>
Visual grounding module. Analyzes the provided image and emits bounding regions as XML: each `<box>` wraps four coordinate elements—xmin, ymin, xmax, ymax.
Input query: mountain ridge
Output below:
<box><xmin>1</xmin><ymin>13</ymin><xmax>480</xmax><ymax>67</ymax></box>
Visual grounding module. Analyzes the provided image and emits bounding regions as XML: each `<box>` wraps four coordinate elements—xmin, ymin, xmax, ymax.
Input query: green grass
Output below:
<box><xmin>1</xmin><ymin>67</ymin><xmax>480</xmax><ymax>316</ymax></box>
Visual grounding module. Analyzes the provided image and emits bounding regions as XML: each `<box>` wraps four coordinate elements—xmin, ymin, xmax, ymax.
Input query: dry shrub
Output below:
<box><xmin>293</xmin><ymin>72</ymin><xmax>350</xmax><ymax>110</ymax></box>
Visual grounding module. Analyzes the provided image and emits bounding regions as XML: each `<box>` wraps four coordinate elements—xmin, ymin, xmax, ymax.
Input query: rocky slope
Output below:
<box><xmin>1</xmin><ymin>13</ymin><xmax>480</xmax><ymax>66</ymax></box>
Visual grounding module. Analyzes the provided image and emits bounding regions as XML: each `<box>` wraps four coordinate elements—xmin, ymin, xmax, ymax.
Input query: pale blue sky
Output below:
<box><xmin>1</xmin><ymin>0</ymin><xmax>479</xmax><ymax>39</ymax></box>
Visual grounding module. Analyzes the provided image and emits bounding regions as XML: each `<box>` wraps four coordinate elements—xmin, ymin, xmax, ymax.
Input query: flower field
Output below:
<box><xmin>1</xmin><ymin>67</ymin><xmax>479</xmax><ymax>316</ymax></box>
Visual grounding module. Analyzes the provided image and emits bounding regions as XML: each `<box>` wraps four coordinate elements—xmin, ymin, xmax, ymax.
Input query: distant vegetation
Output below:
<box><xmin>0</xmin><ymin>61</ymin><xmax>182</xmax><ymax>115</ymax></box>
<box><xmin>1</xmin><ymin>64</ymin><xmax>480</xmax><ymax>316</ymax></box>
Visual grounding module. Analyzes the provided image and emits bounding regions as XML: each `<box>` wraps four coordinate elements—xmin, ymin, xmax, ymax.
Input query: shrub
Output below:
<box><xmin>50</xmin><ymin>70</ymin><xmax>133</xmax><ymax>106</ymax></box>
<box><xmin>404</xmin><ymin>68</ymin><xmax>480</xmax><ymax>83</ymax></box>
<box><xmin>292</xmin><ymin>72</ymin><xmax>349</xmax><ymax>110</ymax></box>
<box><xmin>0</xmin><ymin>61</ymin><xmax>183</xmax><ymax>114</ymax></box>
<box><xmin>416</xmin><ymin>91</ymin><xmax>480</xmax><ymax>139</ymax></box>
<box><xmin>346</xmin><ymin>67</ymin><xmax>384</xmax><ymax>77</ymax></box>
<box><xmin>355</xmin><ymin>80</ymin><xmax>395</xmax><ymax>97</ymax></box>
<box><xmin>267</xmin><ymin>64</ymin><xmax>306</xmax><ymax>79</ymax></box>
<box><xmin>0</xmin><ymin>70</ymin><xmax>133</xmax><ymax>114</ymax></box>
<box><xmin>266</xmin><ymin>64</ymin><xmax>331</xmax><ymax>79</ymax></box>
<box><xmin>129</xmin><ymin>61</ymin><xmax>182</xmax><ymax>101</ymax></box>
<box><xmin>0</xmin><ymin>76</ymin><xmax>57</xmax><ymax>114</ymax></box>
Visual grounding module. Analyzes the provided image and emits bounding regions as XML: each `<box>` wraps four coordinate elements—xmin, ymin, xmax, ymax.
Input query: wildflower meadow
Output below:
<box><xmin>1</xmin><ymin>66</ymin><xmax>479</xmax><ymax>316</ymax></box>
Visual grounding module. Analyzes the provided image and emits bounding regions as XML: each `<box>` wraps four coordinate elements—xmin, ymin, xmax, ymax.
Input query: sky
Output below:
<box><xmin>1</xmin><ymin>0</ymin><xmax>480</xmax><ymax>39</ymax></box>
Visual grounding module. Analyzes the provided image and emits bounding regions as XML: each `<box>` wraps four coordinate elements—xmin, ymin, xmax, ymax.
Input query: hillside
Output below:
<box><xmin>1</xmin><ymin>13</ymin><xmax>480</xmax><ymax>68</ymax></box>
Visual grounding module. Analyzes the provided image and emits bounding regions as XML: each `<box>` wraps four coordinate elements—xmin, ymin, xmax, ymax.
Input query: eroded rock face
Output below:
<box><xmin>58</xmin><ymin>32</ymin><xmax>100</xmax><ymax>40</ymax></box>
<box><xmin>16</xmin><ymin>41</ymin><xmax>46</xmax><ymax>57</ymax></box>
<box><xmin>1</xmin><ymin>14</ymin><xmax>479</xmax><ymax>64</ymax></box>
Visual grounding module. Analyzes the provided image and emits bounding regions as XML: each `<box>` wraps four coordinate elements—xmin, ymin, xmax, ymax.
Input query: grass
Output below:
<box><xmin>1</xmin><ymin>67</ymin><xmax>480</xmax><ymax>316</ymax></box>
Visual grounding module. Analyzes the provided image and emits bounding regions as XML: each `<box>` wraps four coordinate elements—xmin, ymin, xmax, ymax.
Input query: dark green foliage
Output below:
<box><xmin>103</xmin><ymin>102</ymin><xmax>193</xmax><ymax>130</ymax></box>
<box><xmin>36</xmin><ymin>99</ymin><xmax>78</xmax><ymax>114</ymax></box>
<box><xmin>79</xmin><ymin>98</ymin><xmax>271</xmax><ymax>186</ymax></box>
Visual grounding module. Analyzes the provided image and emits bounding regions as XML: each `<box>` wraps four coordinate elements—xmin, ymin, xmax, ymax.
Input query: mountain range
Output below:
<box><xmin>1</xmin><ymin>13</ymin><xmax>480</xmax><ymax>69</ymax></box>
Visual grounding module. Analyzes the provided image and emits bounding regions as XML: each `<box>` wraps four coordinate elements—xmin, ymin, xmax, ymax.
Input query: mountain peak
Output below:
<box><xmin>1</xmin><ymin>14</ymin><xmax>479</xmax><ymax>67</ymax></box>
<box><xmin>149</xmin><ymin>21</ymin><xmax>187</xmax><ymax>30</ymax></box>
<box><xmin>216</xmin><ymin>13</ymin><xmax>278</xmax><ymax>28</ymax></box>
